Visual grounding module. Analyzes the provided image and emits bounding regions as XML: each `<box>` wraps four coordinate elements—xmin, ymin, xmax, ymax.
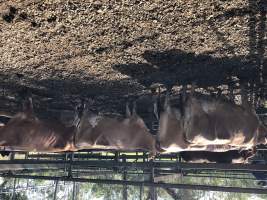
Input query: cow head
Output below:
<box><xmin>125</xmin><ymin>102</ymin><xmax>157</xmax><ymax>158</ymax></box>
<box><xmin>157</xmin><ymin>92</ymin><xmax>188</xmax><ymax>152</ymax></box>
<box><xmin>239</xmin><ymin>148</ymin><xmax>256</xmax><ymax>162</ymax></box>
<box><xmin>75</xmin><ymin>104</ymin><xmax>101</xmax><ymax>149</ymax></box>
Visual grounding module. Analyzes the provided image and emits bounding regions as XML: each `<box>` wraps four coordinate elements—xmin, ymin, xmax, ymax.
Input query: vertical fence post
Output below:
<box><xmin>72</xmin><ymin>181</ymin><xmax>76</xmax><ymax>200</ymax></box>
<box><xmin>11</xmin><ymin>178</ymin><xmax>16</xmax><ymax>200</ymax></box>
<box><xmin>123</xmin><ymin>156</ymin><xmax>127</xmax><ymax>200</ymax></box>
<box><xmin>68</xmin><ymin>153</ymin><xmax>74</xmax><ymax>178</ymax></box>
<box><xmin>25</xmin><ymin>152</ymin><xmax>29</xmax><ymax>160</ymax></box>
<box><xmin>150</xmin><ymin>163</ymin><xmax>157</xmax><ymax>200</ymax></box>
<box><xmin>10</xmin><ymin>152</ymin><xmax>15</xmax><ymax>160</ymax></box>
<box><xmin>139</xmin><ymin>183</ymin><xmax>143</xmax><ymax>200</ymax></box>
<box><xmin>53</xmin><ymin>180</ymin><xmax>59</xmax><ymax>200</ymax></box>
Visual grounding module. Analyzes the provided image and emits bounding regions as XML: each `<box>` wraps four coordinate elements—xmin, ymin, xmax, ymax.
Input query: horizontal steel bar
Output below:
<box><xmin>0</xmin><ymin>163</ymin><xmax>64</xmax><ymax>171</ymax></box>
<box><xmin>27</xmin><ymin>153</ymin><xmax>179</xmax><ymax>159</ymax></box>
<box><xmin>0</xmin><ymin>159</ymin><xmax>266</xmax><ymax>172</ymax></box>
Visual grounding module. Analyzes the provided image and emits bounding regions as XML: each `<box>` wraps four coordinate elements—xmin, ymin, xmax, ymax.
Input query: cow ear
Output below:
<box><xmin>164</xmin><ymin>92</ymin><xmax>170</xmax><ymax>110</ymax></box>
<box><xmin>126</xmin><ymin>102</ymin><xmax>131</xmax><ymax>118</ymax></box>
<box><xmin>23</xmin><ymin>97</ymin><xmax>34</xmax><ymax>116</ymax></box>
<box><xmin>153</xmin><ymin>101</ymin><xmax>159</xmax><ymax>120</ymax></box>
<box><xmin>132</xmin><ymin>101</ymin><xmax>137</xmax><ymax>116</ymax></box>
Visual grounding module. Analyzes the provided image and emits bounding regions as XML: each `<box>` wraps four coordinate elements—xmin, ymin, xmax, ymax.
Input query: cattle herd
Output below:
<box><xmin>0</xmin><ymin>85</ymin><xmax>266</xmax><ymax>164</ymax></box>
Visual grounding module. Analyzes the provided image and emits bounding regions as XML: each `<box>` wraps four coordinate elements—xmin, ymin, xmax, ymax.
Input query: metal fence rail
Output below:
<box><xmin>1</xmin><ymin>159</ymin><xmax>266</xmax><ymax>172</ymax></box>
<box><xmin>1</xmin><ymin>150</ymin><xmax>267</xmax><ymax>198</ymax></box>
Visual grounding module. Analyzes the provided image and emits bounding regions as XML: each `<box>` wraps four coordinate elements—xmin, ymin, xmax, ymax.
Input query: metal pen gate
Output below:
<box><xmin>1</xmin><ymin>149</ymin><xmax>267</xmax><ymax>200</ymax></box>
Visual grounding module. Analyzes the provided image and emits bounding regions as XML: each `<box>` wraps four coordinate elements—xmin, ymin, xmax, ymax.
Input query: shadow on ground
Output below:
<box><xmin>113</xmin><ymin>49</ymin><xmax>266</xmax><ymax>93</ymax></box>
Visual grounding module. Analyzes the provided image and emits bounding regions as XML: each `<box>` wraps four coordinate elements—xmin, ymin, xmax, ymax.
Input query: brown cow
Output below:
<box><xmin>180</xmin><ymin>149</ymin><xmax>255</xmax><ymax>163</ymax></box>
<box><xmin>75</xmin><ymin>102</ymin><xmax>157</xmax><ymax>157</ymax></box>
<box><xmin>157</xmin><ymin>86</ymin><xmax>267</xmax><ymax>152</ymax></box>
<box><xmin>0</xmin><ymin>98</ymin><xmax>77</xmax><ymax>152</ymax></box>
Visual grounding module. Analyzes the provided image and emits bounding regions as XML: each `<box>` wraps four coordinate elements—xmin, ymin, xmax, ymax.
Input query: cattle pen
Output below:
<box><xmin>1</xmin><ymin>149</ymin><xmax>267</xmax><ymax>199</ymax></box>
<box><xmin>0</xmin><ymin>86</ymin><xmax>267</xmax><ymax>199</ymax></box>
<box><xmin>0</xmin><ymin>86</ymin><xmax>266</xmax><ymax>199</ymax></box>
<box><xmin>1</xmin><ymin>0</ymin><xmax>267</xmax><ymax>198</ymax></box>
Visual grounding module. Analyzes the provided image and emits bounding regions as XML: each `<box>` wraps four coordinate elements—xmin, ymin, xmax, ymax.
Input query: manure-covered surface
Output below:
<box><xmin>0</xmin><ymin>0</ymin><xmax>266</xmax><ymax>120</ymax></box>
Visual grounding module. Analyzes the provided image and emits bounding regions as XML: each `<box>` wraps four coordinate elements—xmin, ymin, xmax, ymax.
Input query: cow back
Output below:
<box><xmin>0</xmin><ymin>112</ymin><xmax>76</xmax><ymax>152</ymax></box>
<box><xmin>184</xmin><ymin>96</ymin><xmax>259</xmax><ymax>148</ymax></box>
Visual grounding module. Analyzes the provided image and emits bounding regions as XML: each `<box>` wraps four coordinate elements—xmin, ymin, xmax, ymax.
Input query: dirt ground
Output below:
<box><xmin>0</xmin><ymin>0</ymin><xmax>266</xmax><ymax>119</ymax></box>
